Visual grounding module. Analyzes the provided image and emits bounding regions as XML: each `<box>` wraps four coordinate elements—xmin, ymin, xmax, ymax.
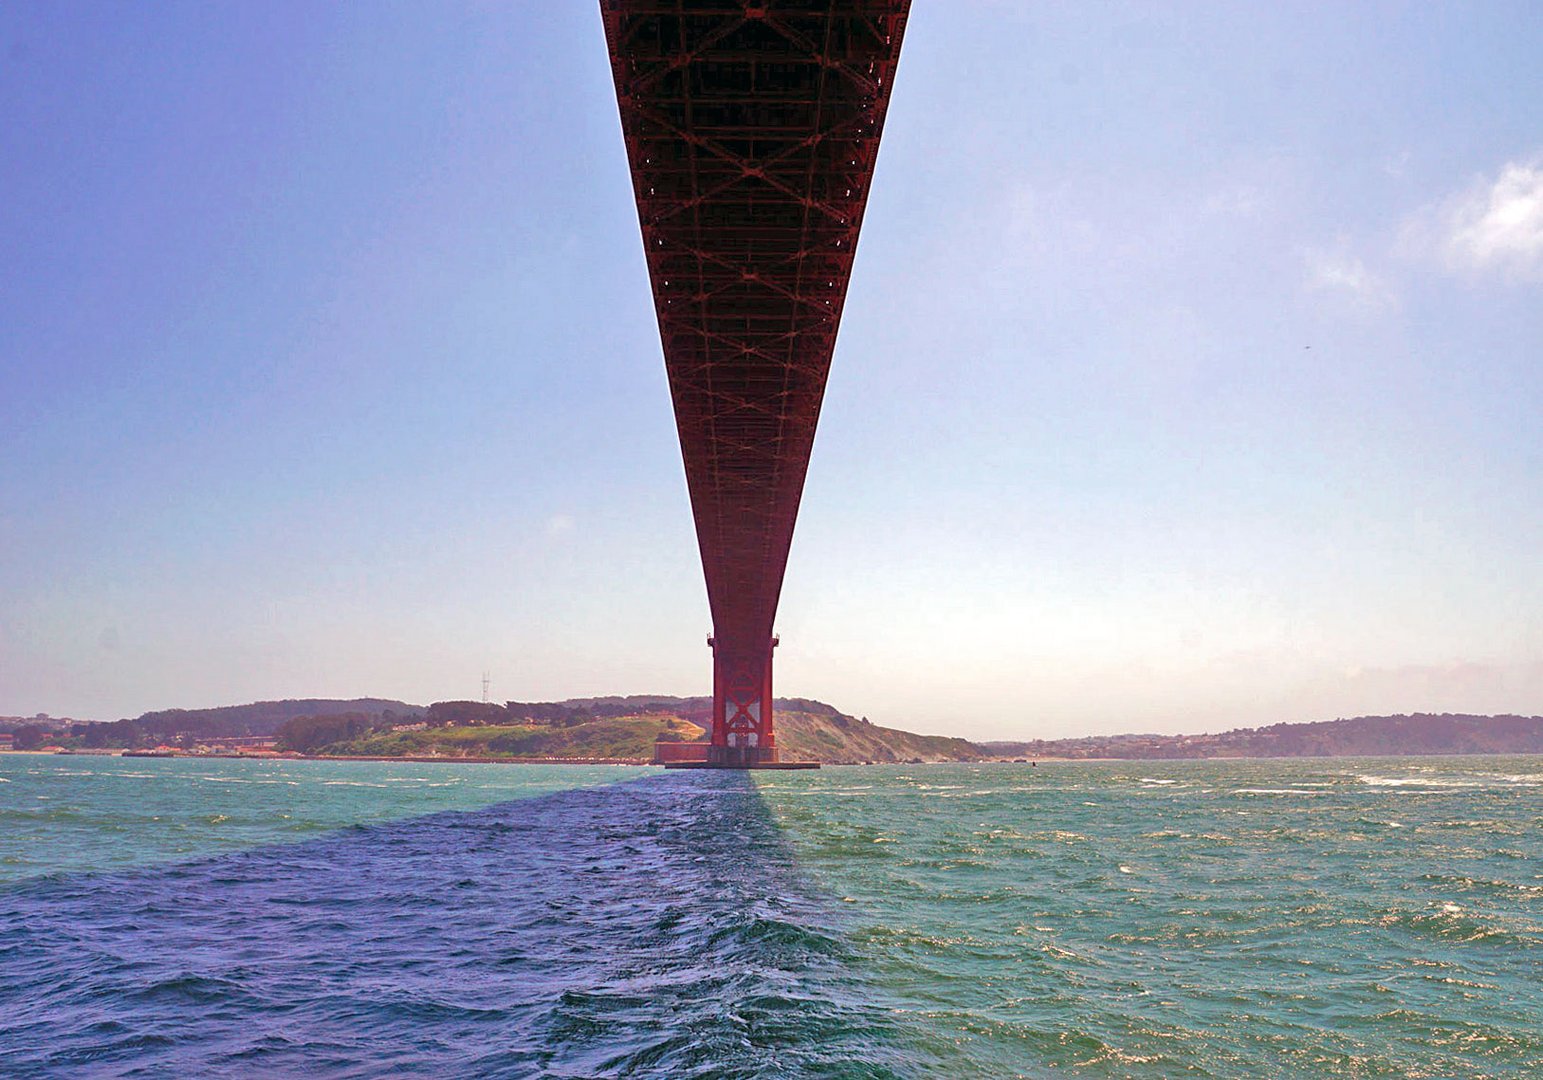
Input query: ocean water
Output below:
<box><xmin>1</xmin><ymin>754</ymin><xmax>1538</xmax><ymax>1077</ymax></box>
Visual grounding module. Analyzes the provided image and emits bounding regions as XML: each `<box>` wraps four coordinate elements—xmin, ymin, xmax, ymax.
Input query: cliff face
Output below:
<box><xmin>770</xmin><ymin>706</ymin><xmax>983</xmax><ymax>764</ymax></box>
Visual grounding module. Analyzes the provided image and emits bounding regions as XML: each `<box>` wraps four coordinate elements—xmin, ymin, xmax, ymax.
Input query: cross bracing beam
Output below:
<box><xmin>603</xmin><ymin>0</ymin><xmax>908</xmax><ymax>765</ymax></box>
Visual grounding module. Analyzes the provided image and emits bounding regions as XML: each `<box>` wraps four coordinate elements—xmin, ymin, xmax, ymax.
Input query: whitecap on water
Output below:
<box><xmin>1358</xmin><ymin>775</ymin><xmax>1483</xmax><ymax>789</ymax></box>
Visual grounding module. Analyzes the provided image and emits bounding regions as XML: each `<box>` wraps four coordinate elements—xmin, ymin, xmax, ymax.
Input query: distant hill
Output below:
<box><xmin>48</xmin><ymin>699</ymin><xmax>424</xmax><ymax>749</ymax></box>
<box><xmin>25</xmin><ymin>697</ymin><xmax>1541</xmax><ymax>762</ymax></box>
<box><xmin>135</xmin><ymin>698</ymin><xmax>423</xmax><ymax>737</ymax></box>
<box><xmin>295</xmin><ymin>696</ymin><xmax>979</xmax><ymax>764</ymax></box>
<box><xmin>308</xmin><ymin>713</ymin><xmax>706</xmax><ymax>760</ymax></box>
<box><xmin>769</xmin><ymin>701</ymin><xmax>984</xmax><ymax>764</ymax></box>
<box><xmin>984</xmin><ymin>713</ymin><xmax>1543</xmax><ymax>760</ymax></box>
<box><xmin>540</xmin><ymin>696</ymin><xmax>981</xmax><ymax>764</ymax></box>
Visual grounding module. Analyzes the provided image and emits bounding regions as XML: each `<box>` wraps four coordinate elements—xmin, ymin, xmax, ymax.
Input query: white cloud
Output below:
<box><xmin>1420</xmin><ymin>158</ymin><xmax>1543</xmax><ymax>280</ymax></box>
<box><xmin>545</xmin><ymin>513</ymin><xmax>575</xmax><ymax>538</ymax></box>
<box><xmin>1304</xmin><ymin>247</ymin><xmax>1396</xmax><ymax>308</ymax></box>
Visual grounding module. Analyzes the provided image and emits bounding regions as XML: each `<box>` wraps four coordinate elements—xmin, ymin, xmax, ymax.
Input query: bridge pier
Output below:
<box><xmin>659</xmin><ymin>635</ymin><xmax>814</xmax><ymax>768</ymax></box>
<box><xmin>708</xmin><ymin>635</ymin><xmax>778</xmax><ymax>767</ymax></box>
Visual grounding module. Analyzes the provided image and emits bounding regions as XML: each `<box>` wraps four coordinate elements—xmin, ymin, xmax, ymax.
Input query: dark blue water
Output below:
<box><xmin>1</xmin><ymin>772</ymin><xmax>910</xmax><ymax>1078</ymax></box>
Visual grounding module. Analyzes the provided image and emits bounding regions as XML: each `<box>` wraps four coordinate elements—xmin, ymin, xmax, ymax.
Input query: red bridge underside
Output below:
<box><xmin>604</xmin><ymin>0</ymin><xmax>908</xmax><ymax>765</ymax></box>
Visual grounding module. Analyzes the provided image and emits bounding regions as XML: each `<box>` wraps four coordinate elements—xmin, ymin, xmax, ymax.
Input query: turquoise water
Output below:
<box><xmin>0</xmin><ymin>754</ymin><xmax>648</xmax><ymax>880</ymax></box>
<box><xmin>2</xmin><ymin>753</ymin><xmax>1538</xmax><ymax>1076</ymax></box>
<box><xmin>755</xmin><ymin>758</ymin><xmax>1543</xmax><ymax>1076</ymax></box>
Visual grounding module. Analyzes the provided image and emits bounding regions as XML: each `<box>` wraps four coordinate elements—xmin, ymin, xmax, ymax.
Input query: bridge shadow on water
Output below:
<box><xmin>0</xmin><ymin>772</ymin><xmax>919</xmax><ymax>1079</ymax></box>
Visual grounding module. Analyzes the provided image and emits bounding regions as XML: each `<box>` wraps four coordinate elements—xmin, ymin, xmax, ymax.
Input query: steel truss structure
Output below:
<box><xmin>603</xmin><ymin>0</ymin><xmax>908</xmax><ymax>766</ymax></box>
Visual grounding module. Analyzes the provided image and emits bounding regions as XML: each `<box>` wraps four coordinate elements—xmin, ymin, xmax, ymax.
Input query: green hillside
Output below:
<box><xmin>315</xmin><ymin>715</ymin><xmax>705</xmax><ymax>761</ymax></box>
<box><xmin>272</xmin><ymin>695</ymin><xmax>979</xmax><ymax>764</ymax></box>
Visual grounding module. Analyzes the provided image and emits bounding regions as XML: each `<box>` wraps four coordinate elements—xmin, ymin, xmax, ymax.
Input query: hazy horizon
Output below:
<box><xmin>4</xmin><ymin>4</ymin><xmax>1540</xmax><ymax>740</ymax></box>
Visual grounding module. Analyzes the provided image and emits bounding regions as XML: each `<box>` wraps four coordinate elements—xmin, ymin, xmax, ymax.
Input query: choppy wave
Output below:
<box><xmin>0</xmin><ymin>756</ymin><xmax>649</xmax><ymax>881</ymax></box>
<box><xmin>752</xmin><ymin>757</ymin><xmax>1543</xmax><ymax>1077</ymax></box>
<box><xmin>0</xmin><ymin>773</ymin><xmax>917</xmax><ymax>1078</ymax></box>
<box><xmin>4</xmin><ymin>754</ymin><xmax>1540</xmax><ymax>1077</ymax></box>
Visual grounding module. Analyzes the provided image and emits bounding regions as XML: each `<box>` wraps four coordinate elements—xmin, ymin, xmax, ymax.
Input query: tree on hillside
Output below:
<box><xmin>76</xmin><ymin>719</ymin><xmax>145</xmax><ymax>749</ymax></box>
<box><xmin>426</xmin><ymin>701</ymin><xmax>509</xmax><ymax>727</ymax></box>
<box><xmin>12</xmin><ymin>725</ymin><xmax>47</xmax><ymax>751</ymax></box>
<box><xmin>275</xmin><ymin>713</ymin><xmax>376</xmax><ymax>753</ymax></box>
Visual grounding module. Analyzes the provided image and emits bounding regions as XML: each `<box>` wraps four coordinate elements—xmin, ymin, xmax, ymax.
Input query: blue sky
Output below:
<box><xmin>2</xmin><ymin>3</ymin><xmax>1539</xmax><ymax>738</ymax></box>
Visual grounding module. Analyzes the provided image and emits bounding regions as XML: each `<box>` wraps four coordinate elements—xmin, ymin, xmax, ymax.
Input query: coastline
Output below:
<box><xmin>289</xmin><ymin>753</ymin><xmax>651</xmax><ymax>766</ymax></box>
<box><xmin>1</xmin><ymin>749</ymin><xmax>652</xmax><ymax>766</ymax></box>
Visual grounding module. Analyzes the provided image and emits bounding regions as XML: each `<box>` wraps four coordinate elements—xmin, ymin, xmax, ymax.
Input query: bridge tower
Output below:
<box><xmin>603</xmin><ymin>1</ymin><xmax>909</xmax><ymax>766</ymax></box>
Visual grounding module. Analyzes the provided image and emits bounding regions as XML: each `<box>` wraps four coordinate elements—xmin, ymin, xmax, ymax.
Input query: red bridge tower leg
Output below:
<box><xmin>709</xmin><ymin>636</ymin><xmax>778</xmax><ymax>767</ymax></box>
